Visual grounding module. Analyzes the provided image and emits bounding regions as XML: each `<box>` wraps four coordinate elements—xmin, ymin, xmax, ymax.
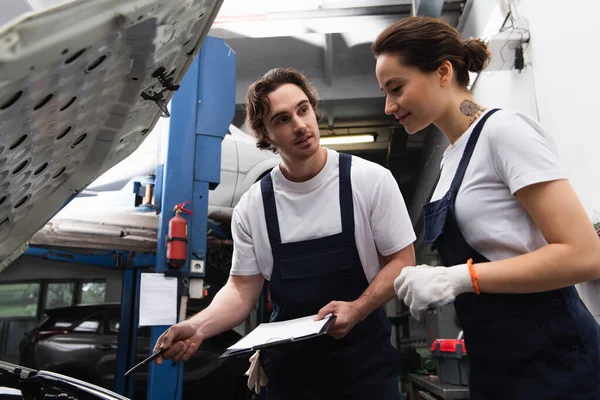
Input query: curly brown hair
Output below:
<box><xmin>245</xmin><ymin>67</ymin><xmax>322</xmax><ymax>152</ymax></box>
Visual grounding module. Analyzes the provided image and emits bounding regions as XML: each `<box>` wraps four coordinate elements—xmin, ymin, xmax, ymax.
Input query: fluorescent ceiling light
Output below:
<box><xmin>210</xmin><ymin>15</ymin><xmax>398</xmax><ymax>39</ymax></box>
<box><xmin>320</xmin><ymin>134</ymin><xmax>375</xmax><ymax>145</ymax></box>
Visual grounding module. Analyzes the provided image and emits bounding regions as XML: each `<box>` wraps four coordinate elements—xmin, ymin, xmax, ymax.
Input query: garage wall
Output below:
<box><xmin>471</xmin><ymin>0</ymin><xmax>600</xmax><ymax>218</ymax></box>
<box><xmin>468</xmin><ymin>0</ymin><xmax>600</xmax><ymax>322</ymax></box>
<box><xmin>514</xmin><ymin>0</ymin><xmax>600</xmax><ymax>220</ymax></box>
<box><xmin>0</xmin><ymin>256</ymin><xmax>123</xmax><ymax>302</ymax></box>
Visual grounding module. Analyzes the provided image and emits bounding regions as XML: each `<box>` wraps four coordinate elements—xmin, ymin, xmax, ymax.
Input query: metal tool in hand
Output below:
<box><xmin>124</xmin><ymin>347</ymin><xmax>169</xmax><ymax>376</ymax></box>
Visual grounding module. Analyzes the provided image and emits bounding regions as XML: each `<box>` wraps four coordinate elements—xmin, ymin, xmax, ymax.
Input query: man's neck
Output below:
<box><xmin>279</xmin><ymin>146</ymin><xmax>328</xmax><ymax>182</ymax></box>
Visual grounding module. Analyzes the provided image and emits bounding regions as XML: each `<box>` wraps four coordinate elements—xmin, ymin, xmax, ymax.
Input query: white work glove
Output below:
<box><xmin>394</xmin><ymin>264</ymin><xmax>474</xmax><ymax>321</ymax></box>
<box><xmin>245</xmin><ymin>350</ymin><xmax>268</xmax><ymax>394</ymax></box>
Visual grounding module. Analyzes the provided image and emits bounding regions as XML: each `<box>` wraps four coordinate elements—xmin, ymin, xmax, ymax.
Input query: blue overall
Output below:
<box><xmin>423</xmin><ymin>109</ymin><xmax>600</xmax><ymax>399</ymax></box>
<box><xmin>259</xmin><ymin>153</ymin><xmax>401</xmax><ymax>400</ymax></box>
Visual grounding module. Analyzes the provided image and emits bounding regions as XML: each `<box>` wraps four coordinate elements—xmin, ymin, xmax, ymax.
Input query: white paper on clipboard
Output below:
<box><xmin>139</xmin><ymin>273</ymin><xmax>177</xmax><ymax>326</ymax></box>
<box><xmin>227</xmin><ymin>314</ymin><xmax>334</xmax><ymax>351</ymax></box>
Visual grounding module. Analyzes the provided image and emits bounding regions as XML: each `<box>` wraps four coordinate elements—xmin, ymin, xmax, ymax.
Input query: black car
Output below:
<box><xmin>18</xmin><ymin>304</ymin><xmax>252</xmax><ymax>400</ymax></box>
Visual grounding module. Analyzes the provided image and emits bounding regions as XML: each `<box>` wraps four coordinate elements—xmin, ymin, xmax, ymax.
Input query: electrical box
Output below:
<box><xmin>486</xmin><ymin>28</ymin><xmax>530</xmax><ymax>72</ymax></box>
<box><xmin>189</xmin><ymin>279</ymin><xmax>205</xmax><ymax>299</ymax></box>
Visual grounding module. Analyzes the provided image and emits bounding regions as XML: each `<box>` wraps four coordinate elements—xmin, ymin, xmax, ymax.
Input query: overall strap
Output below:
<box><xmin>260</xmin><ymin>173</ymin><xmax>281</xmax><ymax>246</ymax></box>
<box><xmin>338</xmin><ymin>153</ymin><xmax>355</xmax><ymax>233</ymax></box>
<box><xmin>449</xmin><ymin>108</ymin><xmax>500</xmax><ymax>194</ymax></box>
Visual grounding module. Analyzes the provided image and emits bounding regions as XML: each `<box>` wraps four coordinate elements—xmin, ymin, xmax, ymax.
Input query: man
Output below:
<box><xmin>154</xmin><ymin>67</ymin><xmax>416</xmax><ymax>399</ymax></box>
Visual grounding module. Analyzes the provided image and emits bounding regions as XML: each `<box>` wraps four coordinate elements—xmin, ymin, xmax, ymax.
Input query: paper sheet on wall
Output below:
<box><xmin>139</xmin><ymin>273</ymin><xmax>177</xmax><ymax>326</ymax></box>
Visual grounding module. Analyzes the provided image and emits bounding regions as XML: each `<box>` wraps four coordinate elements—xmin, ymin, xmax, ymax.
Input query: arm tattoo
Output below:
<box><xmin>460</xmin><ymin>100</ymin><xmax>486</xmax><ymax>127</ymax></box>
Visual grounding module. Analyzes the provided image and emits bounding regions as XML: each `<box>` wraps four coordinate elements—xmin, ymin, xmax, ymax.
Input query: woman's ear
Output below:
<box><xmin>437</xmin><ymin>60</ymin><xmax>453</xmax><ymax>87</ymax></box>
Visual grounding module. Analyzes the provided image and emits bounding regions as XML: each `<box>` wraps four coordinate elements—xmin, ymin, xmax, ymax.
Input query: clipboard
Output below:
<box><xmin>219</xmin><ymin>314</ymin><xmax>336</xmax><ymax>359</ymax></box>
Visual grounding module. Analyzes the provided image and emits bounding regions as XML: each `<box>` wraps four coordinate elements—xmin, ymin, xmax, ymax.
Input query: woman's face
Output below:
<box><xmin>375</xmin><ymin>53</ymin><xmax>446</xmax><ymax>134</ymax></box>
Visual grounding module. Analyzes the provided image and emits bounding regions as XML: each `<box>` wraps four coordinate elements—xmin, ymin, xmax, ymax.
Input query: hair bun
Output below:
<box><xmin>463</xmin><ymin>38</ymin><xmax>491</xmax><ymax>73</ymax></box>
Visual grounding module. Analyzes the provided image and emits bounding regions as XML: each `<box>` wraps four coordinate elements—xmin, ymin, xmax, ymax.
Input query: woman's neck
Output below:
<box><xmin>435</xmin><ymin>95</ymin><xmax>487</xmax><ymax>145</ymax></box>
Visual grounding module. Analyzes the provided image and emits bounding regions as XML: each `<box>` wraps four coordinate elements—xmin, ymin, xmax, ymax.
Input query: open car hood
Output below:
<box><xmin>0</xmin><ymin>360</ymin><xmax>130</xmax><ymax>400</ymax></box>
<box><xmin>0</xmin><ymin>0</ymin><xmax>224</xmax><ymax>271</ymax></box>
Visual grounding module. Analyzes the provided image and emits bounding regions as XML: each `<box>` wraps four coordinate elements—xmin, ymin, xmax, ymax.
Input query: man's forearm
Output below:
<box><xmin>354</xmin><ymin>245</ymin><xmax>415</xmax><ymax>319</ymax></box>
<box><xmin>189</xmin><ymin>275</ymin><xmax>263</xmax><ymax>340</ymax></box>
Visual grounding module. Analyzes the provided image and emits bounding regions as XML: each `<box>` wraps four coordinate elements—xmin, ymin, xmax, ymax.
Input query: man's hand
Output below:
<box><xmin>153</xmin><ymin>319</ymin><xmax>204</xmax><ymax>365</ymax></box>
<box><xmin>315</xmin><ymin>301</ymin><xmax>366</xmax><ymax>339</ymax></box>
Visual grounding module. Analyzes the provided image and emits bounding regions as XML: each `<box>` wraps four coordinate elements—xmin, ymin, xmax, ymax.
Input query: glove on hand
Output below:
<box><xmin>393</xmin><ymin>264</ymin><xmax>473</xmax><ymax>320</ymax></box>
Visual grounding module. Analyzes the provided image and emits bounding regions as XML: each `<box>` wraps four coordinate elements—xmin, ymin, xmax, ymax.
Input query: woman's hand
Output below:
<box><xmin>394</xmin><ymin>264</ymin><xmax>473</xmax><ymax>320</ymax></box>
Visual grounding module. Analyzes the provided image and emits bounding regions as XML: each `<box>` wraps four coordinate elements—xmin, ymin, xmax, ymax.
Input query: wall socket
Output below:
<box><xmin>191</xmin><ymin>259</ymin><xmax>205</xmax><ymax>275</ymax></box>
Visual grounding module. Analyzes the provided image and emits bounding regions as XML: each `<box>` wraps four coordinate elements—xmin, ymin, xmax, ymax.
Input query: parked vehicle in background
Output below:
<box><xmin>26</xmin><ymin>122</ymin><xmax>280</xmax><ymax>253</ymax></box>
<box><xmin>83</xmin><ymin>120</ymin><xmax>280</xmax><ymax>223</ymax></box>
<box><xmin>207</xmin><ymin>124</ymin><xmax>280</xmax><ymax>222</ymax></box>
<box><xmin>19</xmin><ymin>304</ymin><xmax>252</xmax><ymax>400</ymax></box>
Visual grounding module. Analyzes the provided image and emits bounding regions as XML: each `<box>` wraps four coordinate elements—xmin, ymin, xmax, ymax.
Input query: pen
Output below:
<box><xmin>124</xmin><ymin>347</ymin><xmax>169</xmax><ymax>376</ymax></box>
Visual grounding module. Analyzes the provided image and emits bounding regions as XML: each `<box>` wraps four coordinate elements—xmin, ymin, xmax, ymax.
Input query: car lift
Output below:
<box><xmin>114</xmin><ymin>37</ymin><xmax>236</xmax><ymax>400</ymax></box>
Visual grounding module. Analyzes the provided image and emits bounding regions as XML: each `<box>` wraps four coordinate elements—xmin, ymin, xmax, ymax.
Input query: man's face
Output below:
<box><xmin>263</xmin><ymin>83</ymin><xmax>320</xmax><ymax>162</ymax></box>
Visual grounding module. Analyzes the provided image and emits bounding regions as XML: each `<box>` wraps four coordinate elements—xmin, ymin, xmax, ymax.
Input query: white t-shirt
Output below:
<box><xmin>431</xmin><ymin>109</ymin><xmax>567</xmax><ymax>262</ymax></box>
<box><xmin>230</xmin><ymin>148</ymin><xmax>416</xmax><ymax>282</ymax></box>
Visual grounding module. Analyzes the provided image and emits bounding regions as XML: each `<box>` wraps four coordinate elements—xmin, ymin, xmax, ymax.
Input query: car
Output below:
<box><xmin>0</xmin><ymin>359</ymin><xmax>130</xmax><ymax>400</ymax></box>
<box><xmin>18</xmin><ymin>303</ymin><xmax>253</xmax><ymax>400</ymax></box>
<box><xmin>1</xmin><ymin>2</ymin><xmax>268</xmax><ymax>397</ymax></box>
<box><xmin>24</xmin><ymin>121</ymin><xmax>280</xmax><ymax>253</ymax></box>
<box><xmin>208</xmin><ymin>124</ymin><xmax>281</xmax><ymax>222</ymax></box>
<box><xmin>1</xmin><ymin>0</ymin><xmax>280</xmax><ymax>254</ymax></box>
<box><xmin>81</xmin><ymin>118</ymin><xmax>280</xmax><ymax>223</ymax></box>
<box><xmin>0</xmin><ymin>0</ymin><xmax>226</xmax><ymax>270</ymax></box>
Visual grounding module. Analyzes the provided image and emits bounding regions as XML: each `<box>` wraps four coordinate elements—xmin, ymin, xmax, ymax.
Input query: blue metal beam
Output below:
<box><xmin>23</xmin><ymin>247</ymin><xmax>156</xmax><ymax>268</ymax></box>
<box><xmin>153</xmin><ymin>164</ymin><xmax>164</xmax><ymax>214</ymax></box>
<box><xmin>207</xmin><ymin>220</ymin><xmax>230</xmax><ymax>239</ymax></box>
<box><xmin>189</xmin><ymin>36</ymin><xmax>237</xmax><ymax>276</ymax></box>
<box><xmin>128</xmin><ymin>269</ymin><xmax>143</xmax><ymax>399</ymax></box>
<box><xmin>147</xmin><ymin>37</ymin><xmax>236</xmax><ymax>400</ymax></box>
<box><xmin>114</xmin><ymin>268</ymin><xmax>135</xmax><ymax>395</ymax></box>
<box><xmin>130</xmin><ymin>253</ymin><xmax>157</xmax><ymax>268</ymax></box>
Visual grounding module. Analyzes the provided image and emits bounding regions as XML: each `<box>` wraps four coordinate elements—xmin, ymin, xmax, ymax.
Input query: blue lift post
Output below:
<box><xmin>115</xmin><ymin>267</ymin><xmax>141</xmax><ymax>399</ymax></box>
<box><xmin>146</xmin><ymin>37</ymin><xmax>236</xmax><ymax>400</ymax></box>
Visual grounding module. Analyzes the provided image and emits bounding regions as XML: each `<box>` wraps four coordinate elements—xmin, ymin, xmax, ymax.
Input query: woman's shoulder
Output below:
<box><xmin>485</xmin><ymin>108</ymin><xmax>546</xmax><ymax>132</ymax></box>
<box><xmin>483</xmin><ymin>108</ymin><xmax>555</xmax><ymax>148</ymax></box>
<box><xmin>485</xmin><ymin>108</ymin><xmax>542</xmax><ymax>132</ymax></box>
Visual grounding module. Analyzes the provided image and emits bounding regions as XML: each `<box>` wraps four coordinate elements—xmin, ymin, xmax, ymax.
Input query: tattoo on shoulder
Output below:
<box><xmin>460</xmin><ymin>100</ymin><xmax>486</xmax><ymax>127</ymax></box>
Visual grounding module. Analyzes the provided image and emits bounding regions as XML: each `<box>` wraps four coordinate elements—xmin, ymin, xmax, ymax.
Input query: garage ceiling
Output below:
<box><xmin>209</xmin><ymin>0</ymin><xmax>469</xmax><ymax>207</ymax></box>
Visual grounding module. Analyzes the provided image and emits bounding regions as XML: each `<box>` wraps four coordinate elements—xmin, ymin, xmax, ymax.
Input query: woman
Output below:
<box><xmin>373</xmin><ymin>16</ymin><xmax>600</xmax><ymax>399</ymax></box>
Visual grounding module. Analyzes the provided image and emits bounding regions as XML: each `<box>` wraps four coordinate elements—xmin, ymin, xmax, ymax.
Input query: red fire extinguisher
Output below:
<box><xmin>167</xmin><ymin>201</ymin><xmax>192</xmax><ymax>268</ymax></box>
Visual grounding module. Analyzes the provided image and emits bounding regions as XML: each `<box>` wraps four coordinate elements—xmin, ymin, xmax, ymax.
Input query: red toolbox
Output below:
<box><xmin>430</xmin><ymin>338</ymin><xmax>469</xmax><ymax>386</ymax></box>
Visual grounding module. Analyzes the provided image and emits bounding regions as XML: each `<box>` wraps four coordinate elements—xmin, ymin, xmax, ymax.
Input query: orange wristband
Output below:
<box><xmin>467</xmin><ymin>258</ymin><xmax>481</xmax><ymax>295</ymax></box>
